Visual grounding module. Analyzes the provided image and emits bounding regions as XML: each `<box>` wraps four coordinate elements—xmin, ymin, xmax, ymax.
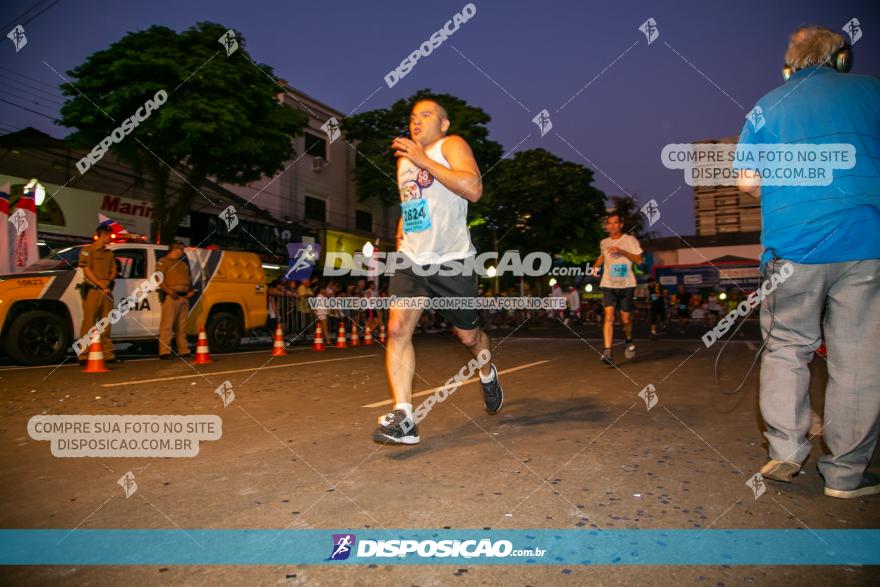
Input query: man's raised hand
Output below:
<box><xmin>392</xmin><ymin>137</ymin><xmax>430</xmax><ymax>168</ymax></box>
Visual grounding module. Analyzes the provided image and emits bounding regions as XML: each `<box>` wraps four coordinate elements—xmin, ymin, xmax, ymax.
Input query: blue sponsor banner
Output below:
<box><xmin>2</xmin><ymin>530</ymin><xmax>879</xmax><ymax>565</ymax></box>
<box><xmin>654</xmin><ymin>263</ymin><xmax>760</xmax><ymax>292</ymax></box>
<box><xmin>285</xmin><ymin>243</ymin><xmax>321</xmax><ymax>281</ymax></box>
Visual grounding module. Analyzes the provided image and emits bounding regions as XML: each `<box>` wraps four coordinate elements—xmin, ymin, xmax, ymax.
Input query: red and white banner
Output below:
<box><xmin>0</xmin><ymin>183</ymin><xmax>10</xmax><ymax>275</ymax></box>
<box><xmin>9</xmin><ymin>189</ymin><xmax>38</xmax><ymax>273</ymax></box>
<box><xmin>98</xmin><ymin>212</ymin><xmax>129</xmax><ymax>234</ymax></box>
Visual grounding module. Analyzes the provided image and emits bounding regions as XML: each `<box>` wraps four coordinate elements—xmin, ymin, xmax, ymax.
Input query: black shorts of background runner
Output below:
<box><xmin>389</xmin><ymin>263</ymin><xmax>480</xmax><ymax>330</ymax></box>
<box><xmin>601</xmin><ymin>287</ymin><xmax>635</xmax><ymax>313</ymax></box>
<box><xmin>650</xmin><ymin>302</ymin><xmax>666</xmax><ymax>325</ymax></box>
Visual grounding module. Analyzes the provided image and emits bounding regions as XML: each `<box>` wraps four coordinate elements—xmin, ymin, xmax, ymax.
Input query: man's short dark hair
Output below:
<box><xmin>94</xmin><ymin>225</ymin><xmax>112</xmax><ymax>236</ymax></box>
<box><xmin>170</xmin><ymin>240</ymin><xmax>185</xmax><ymax>249</ymax></box>
<box><xmin>412</xmin><ymin>98</ymin><xmax>449</xmax><ymax>121</ymax></box>
<box><xmin>607</xmin><ymin>212</ymin><xmax>623</xmax><ymax>223</ymax></box>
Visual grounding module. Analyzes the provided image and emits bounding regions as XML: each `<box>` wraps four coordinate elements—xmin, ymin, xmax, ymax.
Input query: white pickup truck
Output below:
<box><xmin>0</xmin><ymin>242</ymin><xmax>267</xmax><ymax>365</ymax></box>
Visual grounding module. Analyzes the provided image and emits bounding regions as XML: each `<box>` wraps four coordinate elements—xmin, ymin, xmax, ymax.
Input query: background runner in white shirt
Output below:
<box><xmin>592</xmin><ymin>213</ymin><xmax>644</xmax><ymax>364</ymax></box>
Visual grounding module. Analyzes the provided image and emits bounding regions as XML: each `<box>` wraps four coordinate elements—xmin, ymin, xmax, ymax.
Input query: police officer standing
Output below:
<box><xmin>157</xmin><ymin>241</ymin><xmax>196</xmax><ymax>359</ymax></box>
<box><xmin>78</xmin><ymin>225</ymin><xmax>120</xmax><ymax>365</ymax></box>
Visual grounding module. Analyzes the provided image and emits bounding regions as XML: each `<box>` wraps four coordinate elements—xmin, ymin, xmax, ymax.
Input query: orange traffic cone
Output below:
<box><xmin>193</xmin><ymin>327</ymin><xmax>212</xmax><ymax>364</ymax></box>
<box><xmin>82</xmin><ymin>332</ymin><xmax>109</xmax><ymax>373</ymax></box>
<box><xmin>313</xmin><ymin>322</ymin><xmax>325</xmax><ymax>351</ymax></box>
<box><xmin>378</xmin><ymin>324</ymin><xmax>386</xmax><ymax>344</ymax></box>
<box><xmin>335</xmin><ymin>322</ymin><xmax>347</xmax><ymax>349</ymax></box>
<box><xmin>363</xmin><ymin>327</ymin><xmax>374</xmax><ymax>346</ymax></box>
<box><xmin>350</xmin><ymin>323</ymin><xmax>360</xmax><ymax>347</ymax></box>
<box><xmin>272</xmin><ymin>323</ymin><xmax>287</xmax><ymax>357</ymax></box>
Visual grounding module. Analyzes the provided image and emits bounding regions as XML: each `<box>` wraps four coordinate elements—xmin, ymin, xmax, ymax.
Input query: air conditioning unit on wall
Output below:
<box><xmin>312</xmin><ymin>157</ymin><xmax>328</xmax><ymax>172</ymax></box>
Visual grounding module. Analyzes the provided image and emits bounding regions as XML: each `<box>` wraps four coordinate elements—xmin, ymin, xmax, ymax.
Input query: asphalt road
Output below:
<box><xmin>0</xmin><ymin>322</ymin><xmax>877</xmax><ymax>585</ymax></box>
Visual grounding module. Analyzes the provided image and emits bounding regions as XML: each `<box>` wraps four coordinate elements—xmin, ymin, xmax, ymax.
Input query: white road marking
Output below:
<box><xmin>502</xmin><ymin>337</ymin><xmax>761</xmax><ymax>344</ymax></box>
<box><xmin>100</xmin><ymin>354</ymin><xmax>379</xmax><ymax>387</ymax></box>
<box><xmin>504</xmin><ymin>338</ymin><xmax>626</xmax><ymax>345</ymax></box>
<box><xmin>362</xmin><ymin>359</ymin><xmax>551</xmax><ymax>408</ymax></box>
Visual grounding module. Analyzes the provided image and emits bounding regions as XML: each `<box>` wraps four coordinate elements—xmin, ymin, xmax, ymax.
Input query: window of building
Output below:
<box><xmin>304</xmin><ymin>132</ymin><xmax>327</xmax><ymax>159</ymax></box>
<box><xmin>355</xmin><ymin>210</ymin><xmax>373</xmax><ymax>232</ymax></box>
<box><xmin>37</xmin><ymin>197</ymin><xmax>65</xmax><ymax>227</ymax></box>
<box><xmin>5</xmin><ymin>183</ymin><xmax>66</xmax><ymax>227</ymax></box>
<box><xmin>305</xmin><ymin>196</ymin><xmax>326</xmax><ymax>222</ymax></box>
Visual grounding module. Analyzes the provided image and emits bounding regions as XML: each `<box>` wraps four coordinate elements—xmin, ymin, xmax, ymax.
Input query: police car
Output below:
<box><xmin>0</xmin><ymin>237</ymin><xmax>267</xmax><ymax>365</ymax></box>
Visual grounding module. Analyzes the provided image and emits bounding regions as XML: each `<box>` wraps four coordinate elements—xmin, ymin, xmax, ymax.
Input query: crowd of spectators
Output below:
<box><xmin>262</xmin><ymin>274</ymin><xmax>753</xmax><ymax>340</ymax></box>
<box><xmin>266</xmin><ymin>277</ymin><xmax>387</xmax><ymax>340</ymax></box>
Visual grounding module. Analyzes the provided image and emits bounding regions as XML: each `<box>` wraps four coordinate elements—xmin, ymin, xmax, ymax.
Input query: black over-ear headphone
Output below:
<box><xmin>782</xmin><ymin>41</ymin><xmax>853</xmax><ymax>81</ymax></box>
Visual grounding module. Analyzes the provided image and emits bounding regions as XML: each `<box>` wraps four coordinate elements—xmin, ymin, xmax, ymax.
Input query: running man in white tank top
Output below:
<box><xmin>373</xmin><ymin>99</ymin><xmax>504</xmax><ymax>445</ymax></box>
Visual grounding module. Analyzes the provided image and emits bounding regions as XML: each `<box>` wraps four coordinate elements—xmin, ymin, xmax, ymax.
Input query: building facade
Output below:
<box><xmin>0</xmin><ymin>82</ymin><xmax>397</xmax><ymax>269</ymax></box>
<box><xmin>693</xmin><ymin>136</ymin><xmax>761</xmax><ymax>236</ymax></box>
<box><xmin>220</xmin><ymin>82</ymin><xmax>397</xmax><ymax>251</ymax></box>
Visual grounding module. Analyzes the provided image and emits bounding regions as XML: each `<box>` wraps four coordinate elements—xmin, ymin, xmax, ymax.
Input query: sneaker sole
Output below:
<box><xmin>372</xmin><ymin>432</ymin><xmax>420</xmax><ymax>445</ymax></box>
<box><xmin>824</xmin><ymin>484</ymin><xmax>880</xmax><ymax>499</ymax></box>
<box><xmin>760</xmin><ymin>461</ymin><xmax>801</xmax><ymax>483</ymax></box>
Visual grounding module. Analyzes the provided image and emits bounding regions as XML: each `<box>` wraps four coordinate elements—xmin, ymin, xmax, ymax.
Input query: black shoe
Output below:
<box><xmin>178</xmin><ymin>353</ymin><xmax>192</xmax><ymax>359</ymax></box>
<box><xmin>600</xmin><ymin>349</ymin><xmax>614</xmax><ymax>366</ymax></box>
<box><xmin>373</xmin><ymin>409</ymin><xmax>420</xmax><ymax>445</ymax></box>
<box><xmin>825</xmin><ymin>472</ymin><xmax>880</xmax><ymax>499</ymax></box>
<box><xmin>159</xmin><ymin>355</ymin><xmax>174</xmax><ymax>361</ymax></box>
<box><xmin>78</xmin><ymin>359</ymin><xmax>87</xmax><ymax>366</ymax></box>
<box><xmin>480</xmin><ymin>365</ymin><xmax>504</xmax><ymax>414</ymax></box>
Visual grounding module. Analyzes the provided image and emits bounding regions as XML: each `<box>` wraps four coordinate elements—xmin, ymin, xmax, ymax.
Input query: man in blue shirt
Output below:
<box><xmin>735</xmin><ymin>25</ymin><xmax>880</xmax><ymax>498</ymax></box>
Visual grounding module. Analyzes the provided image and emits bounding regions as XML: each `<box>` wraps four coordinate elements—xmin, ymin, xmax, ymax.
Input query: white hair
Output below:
<box><xmin>785</xmin><ymin>26</ymin><xmax>846</xmax><ymax>71</ymax></box>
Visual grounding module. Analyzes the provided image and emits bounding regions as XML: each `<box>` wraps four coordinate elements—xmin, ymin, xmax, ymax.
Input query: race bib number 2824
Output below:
<box><xmin>402</xmin><ymin>198</ymin><xmax>431</xmax><ymax>233</ymax></box>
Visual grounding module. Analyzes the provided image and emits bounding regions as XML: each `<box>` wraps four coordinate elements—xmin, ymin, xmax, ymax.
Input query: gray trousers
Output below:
<box><xmin>760</xmin><ymin>258</ymin><xmax>880</xmax><ymax>490</ymax></box>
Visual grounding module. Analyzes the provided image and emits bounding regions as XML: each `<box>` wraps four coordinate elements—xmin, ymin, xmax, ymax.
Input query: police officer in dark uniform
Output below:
<box><xmin>78</xmin><ymin>225</ymin><xmax>121</xmax><ymax>364</ymax></box>
<box><xmin>157</xmin><ymin>241</ymin><xmax>196</xmax><ymax>359</ymax></box>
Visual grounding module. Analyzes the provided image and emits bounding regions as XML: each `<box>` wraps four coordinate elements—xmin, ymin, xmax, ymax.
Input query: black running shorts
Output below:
<box><xmin>601</xmin><ymin>287</ymin><xmax>635</xmax><ymax>313</ymax></box>
<box><xmin>389</xmin><ymin>263</ymin><xmax>480</xmax><ymax>330</ymax></box>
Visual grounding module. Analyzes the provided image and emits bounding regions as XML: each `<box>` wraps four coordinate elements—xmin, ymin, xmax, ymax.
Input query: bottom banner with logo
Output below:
<box><xmin>1</xmin><ymin>529</ymin><xmax>878</xmax><ymax>565</ymax></box>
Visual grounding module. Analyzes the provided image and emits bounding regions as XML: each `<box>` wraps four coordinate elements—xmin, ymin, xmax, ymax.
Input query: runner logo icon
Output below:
<box><xmin>328</xmin><ymin>533</ymin><xmax>356</xmax><ymax>560</ymax></box>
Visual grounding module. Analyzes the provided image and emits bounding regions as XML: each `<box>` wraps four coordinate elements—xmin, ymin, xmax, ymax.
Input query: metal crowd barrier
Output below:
<box><xmin>267</xmin><ymin>295</ymin><xmax>369</xmax><ymax>340</ymax></box>
<box><xmin>268</xmin><ymin>295</ymin><xmax>313</xmax><ymax>338</ymax></box>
